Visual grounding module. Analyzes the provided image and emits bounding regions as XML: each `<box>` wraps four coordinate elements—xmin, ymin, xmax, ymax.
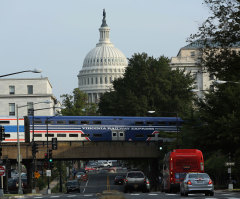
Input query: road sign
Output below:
<box><xmin>0</xmin><ymin>166</ymin><xmax>5</xmax><ymax>176</ymax></box>
<box><xmin>46</xmin><ymin>170</ymin><xmax>51</xmax><ymax>177</ymax></box>
<box><xmin>225</xmin><ymin>162</ymin><xmax>235</xmax><ymax>166</ymax></box>
<box><xmin>34</xmin><ymin>171</ymin><xmax>40</xmax><ymax>179</ymax></box>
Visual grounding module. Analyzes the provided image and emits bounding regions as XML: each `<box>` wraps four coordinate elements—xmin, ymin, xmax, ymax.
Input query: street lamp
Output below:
<box><xmin>0</xmin><ymin>69</ymin><xmax>42</xmax><ymax>78</ymax></box>
<box><xmin>16</xmin><ymin>100</ymin><xmax>52</xmax><ymax>194</ymax></box>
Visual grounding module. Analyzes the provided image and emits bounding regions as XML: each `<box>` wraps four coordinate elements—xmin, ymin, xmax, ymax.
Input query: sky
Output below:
<box><xmin>0</xmin><ymin>0</ymin><xmax>210</xmax><ymax>101</ymax></box>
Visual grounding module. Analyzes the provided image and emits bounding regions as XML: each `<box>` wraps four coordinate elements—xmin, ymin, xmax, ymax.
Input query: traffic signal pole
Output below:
<box><xmin>46</xmin><ymin>118</ymin><xmax>51</xmax><ymax>195</ymax></box>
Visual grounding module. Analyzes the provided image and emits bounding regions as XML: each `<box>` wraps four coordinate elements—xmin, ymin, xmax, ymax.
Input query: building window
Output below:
<box><xmin>100</xmin><ymin>77</ymin><xmax>103</xmax><ymax>84</ymax></box>
<box><xmin>27</xmin><ymin>85</ymin><xmax>33</xmax><ymax>94</ymax></box>
<box><xmin>105</xmin><ymin>77</ymin><xmax>108</xmax><ymax>84</ymax></box>
<box><xmin>27</xmin><ymin>102</ymin><xmax>34</xmax><ymax>116</ymax></box>
<box><xmin>9</xmin><ymin>103</ymin><xmax>15</xmax><ymax>116</ymax></box>
<box><xmin>209</xmin><ymin>74</ymin><xmax>214</xmax><ymax>80</ymax></box>
<box><xmin>9</xmin><ymin>85</ymin><xmax>15</xmax><ymax>95</ymax></box>
<box><xmin>91</xmin><ymin>78</ymin><xmax>93</xmax><ymax>84</ymax></box>
<box><xmin>191</xmin><ymin>51</ymin><xmax>195</xmax><ymax>57</ymax></box>
<box><xmin>96</xmin><ymin>77</ymin><xmax>98</xmax><ymax>84</ymax></box>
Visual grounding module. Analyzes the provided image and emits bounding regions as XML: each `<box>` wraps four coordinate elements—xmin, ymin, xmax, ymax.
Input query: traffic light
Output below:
<box><xmin>44</xmin><ymin>153</ymin><xmax>48</xmax><ymax>169</ymax></box>
<box><xmin>52</xmin><ymin>138</ymin><xmax>57</xmax><ymax>150</ymax></box>
<box><xmin>49</xmin><ymin>149</ymin><xmax>53</xmax><ymax>163</ymax></box>
<box><xmin>0</xmin><ymin>126</ymin><xmax>5</xmax><ymax>141</ymax></box>
<box><xmin>158</xmin><ymin>140</ymin><xmax>163</xmax><ymax>151</ymax></box>
<box><xmin>32</xmin><ymin>142</ymin><xmax>39</xmax><ymax>155</ymax></box>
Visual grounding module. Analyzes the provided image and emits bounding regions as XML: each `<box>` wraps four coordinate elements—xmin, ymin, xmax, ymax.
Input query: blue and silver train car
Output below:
<box><xmin>0</xmin><ymin>117</ymin><xmax>25</xmax><ymax>142</ymax></box>
<box><xmin>25</xmin><ymin>116</ymin><xmax>183</xmax><ymax>142</ymax></box>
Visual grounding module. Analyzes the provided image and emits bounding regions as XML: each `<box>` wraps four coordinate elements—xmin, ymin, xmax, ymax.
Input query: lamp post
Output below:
<box><xmin>29</xmin><ymin>101</ymin><xmax>52</xmax><ymax>194</ymax></box>
<box><xmin>0</xmin><ymin>69</ymin><xmax>42</xmax><ymax>78</ymax></box>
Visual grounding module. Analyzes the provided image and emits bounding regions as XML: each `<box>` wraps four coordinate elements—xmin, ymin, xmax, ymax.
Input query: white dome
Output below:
<box><xmin>82</xmin><ymin>45</ymin><xmax>128</xmax><ymax>68</ymax></box>
<box><xmin>78</xmin><ymin>9</ymin><xmax>128</xmax><ymax>103</ymax></box>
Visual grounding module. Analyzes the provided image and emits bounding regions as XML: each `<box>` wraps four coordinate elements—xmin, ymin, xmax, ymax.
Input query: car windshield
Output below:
<box><xmin>188</xmin><ymin>173</ymin><xmax>209</xmax><ymax>178</ymax></box>
<box><xmin>128</xmin><ymin>172</ymin><xmax>144</xmax><ymax>178</ymax></box>
<box><xmin>67</xmin><ymin>181</ymin><xmax>78</xmax><ymax>186</ymax></box>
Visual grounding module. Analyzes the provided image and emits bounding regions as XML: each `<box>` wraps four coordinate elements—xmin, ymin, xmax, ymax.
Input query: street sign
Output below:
<box><xmin>46</xmin><ymin>170</ymin><xmax>51</xmax><ymax>177</ymax></box>
<box><xmin>34</xmin><ymin>171</ymin><xmax>40</xmax><ymax>179</ymax></box>
<box><xmin>225</xmin><ymin>162</ymin><xmax>235</xmax><ymax>166</ymax></box>
<box><xmin>0</xmin><ymin>166</ymin><xmax>5</xmax><ymax>176</ymax></box>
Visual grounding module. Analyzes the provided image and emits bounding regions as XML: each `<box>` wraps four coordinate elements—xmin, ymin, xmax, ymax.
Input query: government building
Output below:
<box><xmin>77</xmin><ymin>10</ymin><xmax>128</xmax><ymax>103</ymax></box>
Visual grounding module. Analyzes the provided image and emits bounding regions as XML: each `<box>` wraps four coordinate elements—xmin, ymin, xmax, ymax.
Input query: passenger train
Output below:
<box><xmin>0</xmin><ymin>116</ymin><xmax>183</xmax><ymax>143</ymax></box>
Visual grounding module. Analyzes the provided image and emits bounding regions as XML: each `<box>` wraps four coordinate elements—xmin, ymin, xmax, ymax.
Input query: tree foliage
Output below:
<box><xmin>184</xmin><ymin>0</ymin><xmax>240</xmax><ymax>187</ymax></box>
<box><xmin>60</xmin><ymin>88</ymin><xmax>98</xmax><ymax>116</ymax></box>
<box><xmin>99</xmin><ymin>53</ymin><xmax>194</xmax><ymax>117</ymax></box>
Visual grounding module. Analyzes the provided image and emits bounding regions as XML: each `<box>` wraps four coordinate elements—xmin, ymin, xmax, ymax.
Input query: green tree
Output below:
<box><xmin>183</xmin><ymin>0</ymin><xmax>240</xmax><ymax>187</ymax></box>
<box><xmin>60</xmin><ymin>88</ymin><xmax>98</xmax><ymax>116</ymax></box>
<box><xmin>99</xmin><ymin>53</ymin><xmax>194</xmax><ymax>118</ymax></box>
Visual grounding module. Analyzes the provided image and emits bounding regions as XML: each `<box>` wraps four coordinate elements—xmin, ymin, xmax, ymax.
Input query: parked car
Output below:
<box><xmin>76</xmin><ymin>172</ymin><xmax>88</xmax><ymax>181</ymax></box>
<box><xmin>180</xmin><ymin>173</ymin><xmax>214</xmax><ymax>196</ymax></box>
<box><xmin>66</xmin><ymin>180</ymin><xmax>81</xmax><ymax>193</ymax></box>
<box><xmin>124</xmin><ymin>171</ymin><xmax>150</xmax><ymax>193</ymax></box>
<box><xmin>114</xmin><ymin>175</ymin><xmax>125</xmax><ymax>185</ymax></box>
<box><xmin>8</xmin><ymin>177</ymin><xmax>28</xmax><ymax>194</ymax></box>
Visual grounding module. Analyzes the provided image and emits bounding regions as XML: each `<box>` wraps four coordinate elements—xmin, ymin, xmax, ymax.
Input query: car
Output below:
<box><xmin>66</xmin><ymin>180</ymin><xmax>81</xmax><ymax>193</ymax></box>
<box><xmin>124</xmin><ymin>171</ymin><xmax>150</xmax><ymax>193</ymax></box>
<box><xmin>114</xmin><ymin>175</ymin><xmax>125</xmax><ymax>185</ymax></box>
<box><xmin>180</xmin><ymin>173</ymin><xmax>214</xmax><ymax>196</ymax></box>
<box><xmin>76</xmin><ymin>172</ymin><xmax>88</xmax><ymax>181</ymax></box>
<box><xmin>8</xmin><ymin>177</ymin><xmax>28</xmax><ymax>194</ymax></box>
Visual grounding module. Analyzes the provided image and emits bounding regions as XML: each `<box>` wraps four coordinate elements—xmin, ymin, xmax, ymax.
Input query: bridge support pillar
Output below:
<box><xmin>23</xmin><ymin>159</ymin><xmax>33</xmax><ymax>193</ymax></box>
<box><xmin>149</xmin><ymin>159</ymin><xmax>160</xmax><ymax>191</ymax></box>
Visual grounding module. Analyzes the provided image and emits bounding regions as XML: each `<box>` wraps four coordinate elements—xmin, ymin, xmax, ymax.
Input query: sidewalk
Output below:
<box><xmin>39</xmin><ymin>178</ymin><xmax>59</xmax><ymax>194</ymax></box>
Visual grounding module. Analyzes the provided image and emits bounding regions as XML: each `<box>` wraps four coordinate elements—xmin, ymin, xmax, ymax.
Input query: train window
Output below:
<box><xmin>57</xmin><ymin>134</ymin><xmax>66</xmax><ymax>137</ymax></box>
<box><xmin>93</xmin><ymin>134</ymin><xmax>102</xmax><ymax>137</ymax></box>
<box><xmin>57</xmin><ymin>121</ymin><xmax>66</xmax><ymax>124</ymax></box>
<box><xmin>4</xmin><ymin>134</ymin><xmax>10</xmax><ymax>138</ymax></box>
<box><xmin>135</xmin><ymin>121</ymin><xmax>144</xmax><ymax>125</ymax></box>
<box><xmin>45</xmin><ymin>134</ymin><xmax>54</xmax><ymax>137</ymax></box>
<box><xmin>113</xmin><ymin>133</ymin><xmax>117</xmax><ymax>137</ymax></box>
<box><xmin>119</xmin><ymin>133</ymin><xmax>124</xmax><ymax>136</ymax></box>
<box><xmin>147</xmin><ymin>134</ymin><xmax>155</xmax><ymax>137</ymax></box>
<box><xmin>147</xmin><ymin>122</ymin><xmax>154</xmax><ymax>126</ymax></box>
<box><xmin>45</xmin><ymin>121</ymin><xmax>53</xmax><ymax>124</ymax></box>
<box><xmin>158</xmin><ymin>122</ymin><xmax>167</xmax><ymax>126</ymax></box>
<box><xmin>69</xmin><ymin>121</ymin><xmax>77</xmax><ymax>125</ymax></box>
<box><xmin>81</xmin><ymin>134</ymin><xmax>89</xmax><ymax>137</ymax></box>
<box><xmin>169</xmin><ymin>122</ymin><xmax>177</xmax><ymax>126</ymax></box>
<box><xmin>0</xmin><ymin>121</ymin><xmax>10</xmax><ymax>124</ymax></box>
<box><xmin>93</xmin><ymin>121</ymin><xmax>101</xmax><ymax>124</ymax></box>
<box><xmin>69</xmin><ymin>134</ymin><xmax>78</xmax><ymax>137</ymax></box>
<box><xmin>34</xmin><ymin>120</ymin><xmax>42</xmax><ymax>124</ymax></box>
<box><xmin>135</xmin><ymin>134</ymin><xmax>144</xmax><ymax>137</ymax></box>
<box><xmin>34</xmin><ymin>134</ymin><xmax>42</xmax><ymax>137</ymax></box>
<box><xmin>81</xmin><ymin>121</ymin><xmax>89</xmax><ymax>125</ymax></box>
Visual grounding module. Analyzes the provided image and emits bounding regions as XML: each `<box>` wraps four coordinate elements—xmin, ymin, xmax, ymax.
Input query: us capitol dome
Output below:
<box><xmin>78</xmin><ymin>9</ymin><xmax>128</xmax><ymax>103</ymax></box>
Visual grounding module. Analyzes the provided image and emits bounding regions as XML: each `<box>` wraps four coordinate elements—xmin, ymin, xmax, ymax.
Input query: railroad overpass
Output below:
<box><xmin>2</xmin><ymin>141</ymin><xmax>163</xmax><ymax>160</ymax></box>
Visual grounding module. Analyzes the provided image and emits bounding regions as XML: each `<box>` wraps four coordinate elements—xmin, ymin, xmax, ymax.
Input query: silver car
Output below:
<box><xmin>124</xmin><ymin>171</ymin><xmax>150</xmax><ymax>193</ymax></box>
<box><xmin>180</xmin><ymin>173</ymin><xmax>214</xmax><ymax>196</ymax></box>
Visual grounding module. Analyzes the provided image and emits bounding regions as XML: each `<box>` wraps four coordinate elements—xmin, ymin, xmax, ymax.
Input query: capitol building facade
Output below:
<box><xmin>78</xmin><ymin>10</ymin><xmax>128</xmax><ymax>103</ymax></box>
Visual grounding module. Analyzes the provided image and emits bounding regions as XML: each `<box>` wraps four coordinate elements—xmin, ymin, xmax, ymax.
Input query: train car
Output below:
<box><xmin>24</xmin><ymin>116</ymin><xmax>183</xmax><ymax>142</ymax></box>
<box><xmin>0</xmin><ymin>117</ymin><xmax>25</xmax><ymax>142</ymax></box>
<box><xmin>162</xmin><ymin>149</ymin><xmax>204</xmax><ymax>193</ymax></box>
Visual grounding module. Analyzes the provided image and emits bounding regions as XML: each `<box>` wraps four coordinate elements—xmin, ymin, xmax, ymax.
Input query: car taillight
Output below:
<box><xmin>208</xmin><ymin>179</ymin><xmax>213</xmax><ymax>184</ymax></box>
<box><xmin>124</xmin><ymin>179</ymin><xmax>128</xmax><ymax>183</ymax></box>
<box><xmin>187</xmin><ymin>180</ymin><xmax>192</xmax><ymax>185</ymax></box>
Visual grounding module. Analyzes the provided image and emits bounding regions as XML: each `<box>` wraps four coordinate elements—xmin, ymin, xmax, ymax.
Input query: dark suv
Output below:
<box><xmin>66</xmin><ymin>180</ymin><xmax>81</xmax><ymax>193</ymax></box>
<box><xmin>124</xmin><ymin>171</ymin><xmax>150</xmax><ymax>193</ymax></box>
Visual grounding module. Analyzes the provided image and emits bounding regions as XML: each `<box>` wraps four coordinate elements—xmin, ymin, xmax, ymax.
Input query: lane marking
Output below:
<box><xmin>130</xmin><ymin>193</ymin><xmax>140</xmax><ymax>195</ymax></box>
<box><xmin>148</xmin><ymin>193</ymin><xmax>158</xmax><ymax>195</ymax></box>
<box><xmin>50</xmin><ymin>196</ymin><xmax>60</xmax><ymax>198</ymax></box>
<box><xmin>67</xmin><ymin>195</ymin><xmax>77</xmax><ymax>197</ymax></box>
<box><xmin>83</xmin><ymin>194</ymin><xmax>93</xmax><ymax>196</ymax></box>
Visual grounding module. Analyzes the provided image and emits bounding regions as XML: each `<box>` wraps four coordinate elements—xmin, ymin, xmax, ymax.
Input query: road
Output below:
<box><xmin>7</xmin><ymin>171</ymin><xmax>240</xmax><ymax>199</ymax></box>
